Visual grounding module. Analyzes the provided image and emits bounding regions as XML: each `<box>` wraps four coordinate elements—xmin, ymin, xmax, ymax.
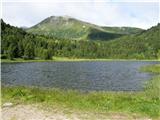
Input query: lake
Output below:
<box><xmin>1</xmin><ymin>61</ymin><xmax>159</xmax><ymax>91</ymax></box>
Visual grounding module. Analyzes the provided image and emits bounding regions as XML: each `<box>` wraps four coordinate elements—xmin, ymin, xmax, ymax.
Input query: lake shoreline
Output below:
<box><xmin>1</xmin><ymin>57</ymin><xmax>160</xmax><ymax>63</ymax></box>
<box><xmin>1</xmin><ymin>64</ymin><xmax>160</xmax><ymax>118</ymax></box>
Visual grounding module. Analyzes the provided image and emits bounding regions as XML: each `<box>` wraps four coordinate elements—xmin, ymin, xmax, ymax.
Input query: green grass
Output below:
<box><xmin>140</xmin><ymin>64</ymin><xmax>160</xmax><ymax>74</ymax></box>
<box><xmin>2</xmin><ymin>86</ymin><xmax>160</xmax><ymax>118</ymax></box>
<box><xmin>1</xmin><ymin>57</ymin><xmax>160</xmax><ymax>63</ymax></box>
<box><xmin>140</xmin><ymin>64</ymin><xmax>160</xmax><ymax>100</ymax></box>
<box><xmin>1</xmin><ymin>64</ymin><xmax>160</xmax><ymax>119</ymax></box>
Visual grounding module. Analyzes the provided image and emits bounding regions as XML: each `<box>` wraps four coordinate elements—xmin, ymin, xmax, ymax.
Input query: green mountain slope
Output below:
<box><xmin>1</xmin><ymin>19</ymin><xmax>159</xmax><ymax>60</ymax></box>
<box><xmin>27</xmin><ymin>16</ymin><xmax>143</xmax><ymax>41</ymax></box>
<box><xmin>102</xmin><ymin>26</ymin><xmax>143</xmax><ymax>34</ymax></box>
<box><xmin>101</xmin><ymin>23</ymin><xmax>160</xmax><ymax>59</ymax></box>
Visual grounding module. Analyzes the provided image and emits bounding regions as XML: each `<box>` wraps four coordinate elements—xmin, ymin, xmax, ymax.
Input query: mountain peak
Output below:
<box><xmin>27</xmin><ymin>16</ymin><xmax>144</xmax><ymax>40</ymax></box>
<box><xmin>49</xmin><ymin>15</ymin><xmax>74</xmax><ymax>21</ymax></box>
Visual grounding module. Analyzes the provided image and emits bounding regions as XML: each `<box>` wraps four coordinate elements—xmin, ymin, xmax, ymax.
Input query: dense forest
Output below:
<box><xmin>1</xmin><ymin>19</ymin><xmax>160</xmax><ymax>60</ymax></box>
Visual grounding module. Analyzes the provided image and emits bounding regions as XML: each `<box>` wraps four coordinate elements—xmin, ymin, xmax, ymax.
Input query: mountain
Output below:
<box><xmin>102</xmin><ymin>26</ymin><xmax>143</xmax><ymax>34</ymax></box>
<box><xmin>1</xmin><ymin>19</ymin><xmax>159</xmax><ymax>60</ymax></box>
<box><xmin>101</xmin><ymin>23</ymin><xmax>160</xmax><ymax>59</ymax></box>
<box><xmin>26</xmin><ymin>16</ymin><xmax>143</xmax><ymax>41</ymax></box>
<box><xmin>20</xmin><ymin>26</ymin><xmax>28</xmax><ymax>30</ymax></box>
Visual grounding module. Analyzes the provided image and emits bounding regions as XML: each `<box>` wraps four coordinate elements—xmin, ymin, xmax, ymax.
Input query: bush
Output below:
<box><xmin>1</xmin><ymin>54</ymin><xmax>7</xmax><ymax>59</ymax></box>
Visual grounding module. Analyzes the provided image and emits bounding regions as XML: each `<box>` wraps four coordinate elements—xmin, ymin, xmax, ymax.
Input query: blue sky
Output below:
<box><xmin>2</xmin><ymin>0</ymin><xmax>159</xmax><ymax>29</ymax></box>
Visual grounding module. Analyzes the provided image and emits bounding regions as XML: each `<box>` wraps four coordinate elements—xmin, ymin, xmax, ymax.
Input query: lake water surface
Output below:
<box><xmin>1</xmin><ymin>61</ymin><xmax>159</xmax><ymax>91</ymax></box>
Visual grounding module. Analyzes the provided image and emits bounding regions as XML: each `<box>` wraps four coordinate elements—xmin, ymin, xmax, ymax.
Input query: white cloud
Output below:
<box><xmin>2</xmin><ymin>1</ymin><xmax>159</xmax><ymax>29</ymax></box>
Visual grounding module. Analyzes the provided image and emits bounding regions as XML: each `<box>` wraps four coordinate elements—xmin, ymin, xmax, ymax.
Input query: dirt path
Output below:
<box><xmin>1</xmin><ymin>104</ymin><xmax>151</xmax><ymax>120</ymax></box>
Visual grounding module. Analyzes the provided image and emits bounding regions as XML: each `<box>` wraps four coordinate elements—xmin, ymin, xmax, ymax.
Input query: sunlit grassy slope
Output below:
<box><xmin>27</xmin><ymin>16</ymin><xmax>143</xmax><ymax>41</ymax></box>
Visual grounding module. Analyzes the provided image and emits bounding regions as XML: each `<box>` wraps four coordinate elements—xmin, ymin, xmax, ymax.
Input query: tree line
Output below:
<box><xmin>1</xmin><ymin>20</ymin><xmax>160</xmax><ymax>60</ymax></box>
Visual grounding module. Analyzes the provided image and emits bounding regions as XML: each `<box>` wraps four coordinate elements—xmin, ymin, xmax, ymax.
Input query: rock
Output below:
<box><xmin>3</xmin><ymin>102</ymin><xmax>13</xmax><ymax>107</ymax></box>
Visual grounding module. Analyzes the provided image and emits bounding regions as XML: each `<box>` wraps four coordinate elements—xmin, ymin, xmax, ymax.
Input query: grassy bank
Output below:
<box><xmin>1</xmin><ymin>64</ymin><xmax>160</xmax><ymax>119</ymax></box>
<box><xmin>140</xmin><ymin>64</ymin><xmax>160</xmax><ymax>73</ymax></box>
<box><xmin>1</xmin><ymin>57</ymin><xmax>160</xmax><ymax>63</ymax></box>
<box><xmin>140</xmin><ymin>64</ymin><xmax>160</xmax><ymax>100</ymax></box>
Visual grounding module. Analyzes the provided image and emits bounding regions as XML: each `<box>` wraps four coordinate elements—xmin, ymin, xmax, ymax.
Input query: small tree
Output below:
<box><xmin>7</xmin><ymin>44</ymin><xmax>16</xmax><ymax>60</ymax></box>
<box><xmin>42</xmin><ymin>49</ymin><xmax>52</xmax><ymax>60</ymax></box>
<box><xmin>24</xmin><ymin>43</ymin><xmax>34</xmax><ymax>59</ymax></box>
<box><xmin>157</xmin><ymin>49</ymin><xmax>160</xmax><ymax>59</ymax></box>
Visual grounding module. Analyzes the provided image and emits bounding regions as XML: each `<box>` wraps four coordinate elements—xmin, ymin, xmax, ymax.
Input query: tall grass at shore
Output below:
<box><xmin>1</xmin><ymin>64</ymin><xmax>160</xmax><ymax>118</ymax></box>
<box><xmin>140</xmin><ymin>64</ymin><xmax>160</xmax><ymax>100</ymax></box>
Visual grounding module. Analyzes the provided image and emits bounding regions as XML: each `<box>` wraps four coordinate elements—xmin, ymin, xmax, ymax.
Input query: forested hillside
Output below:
<box><xmin>27</xmin><ymin>16</ymin><xmax>143</xmax><ymax>41</ymax></box>
<box><xmin>1</xmin><ymin>19</ymin><xmax>160</xmax><ymax>60</ymax></box>
<box><xmin>99</xmin><ymin>24</ymin><xmax>160</xmax><ymax>59</ymax></box>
